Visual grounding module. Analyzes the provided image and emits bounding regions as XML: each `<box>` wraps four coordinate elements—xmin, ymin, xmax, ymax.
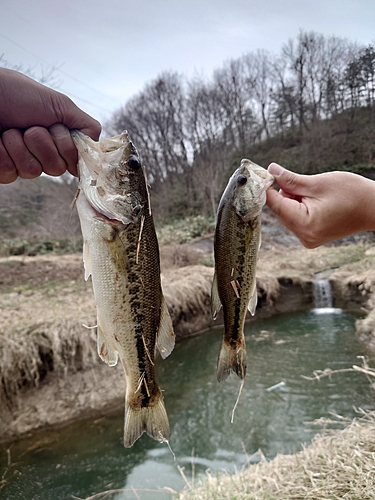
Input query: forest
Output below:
<box><xmin>106</xmin><ymin>30</ymin><xmax>375</xmax><ymax>218</ymax></box>
<box><xmin>1</xmin><ymin>30</ymin><xmax>375</xmax><ymax>247</ymax></box>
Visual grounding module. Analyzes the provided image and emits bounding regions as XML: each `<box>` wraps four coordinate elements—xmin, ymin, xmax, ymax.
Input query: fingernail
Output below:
<box><xmin>268</xmin><ymin>163</ymin><xmax>284</xmax><ymax>177</ymax></box>
<box><xmin>49</xmin><ymin>123</ymin><xmax>69</xmax><ymax>137</ymax></box>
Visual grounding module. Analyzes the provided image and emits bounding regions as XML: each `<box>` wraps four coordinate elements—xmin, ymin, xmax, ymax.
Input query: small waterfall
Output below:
<box><xmin>313</xmin><ymin>279</ymin><xmax>333</xmax><ymax>308</ymax></box>
<box><xmin>311</xmin><ymin>279</ymin><xmax>342</xmax><ymax>314</ymax></box>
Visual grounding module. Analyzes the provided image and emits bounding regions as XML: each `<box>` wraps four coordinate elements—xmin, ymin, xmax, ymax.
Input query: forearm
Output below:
<box><xmin>350</xmin><ymin>173</ymin><xmax>375</xmax><ymax>233</ymax></box>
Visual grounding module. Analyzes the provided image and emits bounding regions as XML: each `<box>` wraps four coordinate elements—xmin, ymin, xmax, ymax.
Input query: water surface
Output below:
<box><xmin>1</xmin><ymin>310</ymin><xmax>374</xmax><ymax>499</ymax></box>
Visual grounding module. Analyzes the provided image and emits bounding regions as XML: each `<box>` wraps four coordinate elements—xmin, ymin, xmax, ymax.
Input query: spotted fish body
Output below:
<box><xmin>72</xmin><ymin>131</ymin><xmax>175</xmax><ymax>448</ymax></box>
<box><xmin>211</xmin><ymin>159</ymin><xmax>274</xmax><ymax>382</ymax></box>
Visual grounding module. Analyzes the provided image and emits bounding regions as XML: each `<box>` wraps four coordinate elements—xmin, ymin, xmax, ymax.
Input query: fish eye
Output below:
<box><xmin>237</xmin><ymin>174</ymin><xmax>247</xmax><ymax>185</ymax></box>
<box><xmin>133</xmin><ymin>205</ymin><xmax>142</xmax><ymax>217</ymax></box>
<box><xmin>127</xmin><ymin>155</ymin><xmax>141</xmax><ymax>170</ymax></box>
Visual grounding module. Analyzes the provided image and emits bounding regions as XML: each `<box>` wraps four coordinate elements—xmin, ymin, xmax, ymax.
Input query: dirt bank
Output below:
<box><xmin>1</xmin><ymin>232</ymin><xmax>375</xmax><ymax>443</ymax></box>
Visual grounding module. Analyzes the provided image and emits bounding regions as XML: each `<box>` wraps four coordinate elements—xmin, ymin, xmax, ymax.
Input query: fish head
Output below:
<box><xmin>72</xmin><ymin>130</ymin><xmax>147</xmax><ymax>225</ymax></box>
<box><xmin>224</xmin><ymin>159</ymin><xmax>274</xmax><ymax>222</ymax></box>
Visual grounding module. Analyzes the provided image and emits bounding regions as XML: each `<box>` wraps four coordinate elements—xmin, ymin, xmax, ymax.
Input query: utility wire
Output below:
<box><xmin>1</xmin><ymin>5</ymin><xmax>119</xmax><ymax>103</ymax></box>
<box><xmin>0</xmin><ymin>32</ymin><xmax>120</xmax><ymax>110</ymax></box>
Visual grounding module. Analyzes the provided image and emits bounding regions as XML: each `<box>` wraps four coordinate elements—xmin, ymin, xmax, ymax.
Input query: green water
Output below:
<box><xmin>1</xmin><ymin>310</ymin><xmax>374</xmax><ymax>500</ymax></box>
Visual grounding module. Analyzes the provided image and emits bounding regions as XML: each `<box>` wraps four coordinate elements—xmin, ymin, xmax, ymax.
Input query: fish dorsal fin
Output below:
<box><xmin>156</xmin><ymin>296</ymin><xmax>175</xmax><ymax>359</ymax></box>
<box><xmin>83</xmin><ymin>239</ymin><xmax>92</xmax><ymax>281</ymax></box>
<box><xmin>97</xmin><ymin>321</ymin><xmax>118</xmax><ymax>366</ymax></box>
<box><xmin>211</xmin><ymin>271</ymin><xmax>222</xmax><ymax>319</ymax></box>
<box><xmin>247</xmin><ymin>281</ymin><xmax>258</xmax><ymax>316</ymax></box>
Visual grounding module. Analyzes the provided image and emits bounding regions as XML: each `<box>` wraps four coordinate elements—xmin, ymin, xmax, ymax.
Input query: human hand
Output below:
<box><xmin>0</xmin><ymin>68</ymin><xmax>101</xmax><ymax>183</ymax></box>
<box><xmin>266</xmin><ymin>163</ymin><xmax>375</xmax><ymax>248</ymax></box>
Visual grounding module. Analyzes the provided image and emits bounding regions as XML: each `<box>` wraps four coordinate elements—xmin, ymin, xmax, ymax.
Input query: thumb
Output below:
<box><xmin>266</xmin><ymin>163</ymin><xmax>310</xmax><ymax>238</ymax></box>
<box><xmin>268</xmin><ymin>163</ymin><xmax>309</xmax><ymax>196</ymax></box>
<box><xmin>53</xmin><ymin>92</ymin><xmax>101</xmax><ymax>141</ymax></box>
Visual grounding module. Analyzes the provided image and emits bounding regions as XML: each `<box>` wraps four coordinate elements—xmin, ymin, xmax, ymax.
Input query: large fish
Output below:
<box><xmin>211</xmin><ymin>159</ymin><xmax>274</xmax><ymax>382</ymax></box>
<box><xmin>72</xmin><ymin>130</ymin><xmax>175</xmax><ymax>448</ymax></box>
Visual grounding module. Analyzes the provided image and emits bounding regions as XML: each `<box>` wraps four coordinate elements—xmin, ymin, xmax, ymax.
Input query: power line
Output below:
<box><xmin>58</xmin><ymin>88</ymin><xmax>115</xmax><ymax>114</ymax></box>
<box><xmin>0</xmin><ymin>32</ymin><xmax>120</xmax><ymax>106</ymax></box>
<box><xmin>1</xmin><ymin>2</ymin><xmax>118</xmax><ymax>99</ymax></box>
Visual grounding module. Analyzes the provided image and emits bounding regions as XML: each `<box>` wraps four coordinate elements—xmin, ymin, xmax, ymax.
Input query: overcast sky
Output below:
<box><xmin>1</xmin><ymin>0</ymin><xmax>375</xmax><ymax>124</ymax></box>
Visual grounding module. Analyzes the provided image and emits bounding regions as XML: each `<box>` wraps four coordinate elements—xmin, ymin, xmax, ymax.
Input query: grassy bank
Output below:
<box><xmin>179</xmin><ymin>409</ymin><xmax>375</xmax><ymax>500</ymax></box>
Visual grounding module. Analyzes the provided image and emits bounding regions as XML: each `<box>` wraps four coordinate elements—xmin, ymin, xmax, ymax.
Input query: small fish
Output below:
<box><xmin>72</xmin><ymin>130</ymin><xmax>175</xmax><ymax>447</ymax></box>
<box><xmin>211</xmin><ymin>159</ymin><xmax>274</xmax><ymax>382</ymax></box>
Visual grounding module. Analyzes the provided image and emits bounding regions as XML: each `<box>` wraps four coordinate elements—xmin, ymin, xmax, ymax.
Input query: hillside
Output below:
<box><xmin>241</xmin><ymin>106</ymin><xmax>375</xmax><ymax>177</ymax></box>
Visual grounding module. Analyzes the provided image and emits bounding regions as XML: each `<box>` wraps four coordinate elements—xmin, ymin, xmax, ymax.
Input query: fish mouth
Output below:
<box><xmin>240</xmin><ymin>159</ymin><xmax>274</xmax><ymax>189</ymax></box>
<box><xmin>90</xmin><ymin>202</ymin><xmax>142</xmax><ymax>227</ymax></box>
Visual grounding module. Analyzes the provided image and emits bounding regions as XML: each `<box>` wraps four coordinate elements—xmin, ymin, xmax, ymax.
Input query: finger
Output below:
<box><xmin>53</xmin><ymin>92</ymin><xmax>102</xmax><ymax>141</ymax></box>
<box><xmin>49</xmin><ymin>123</ymin><xmax>78</xmax><ymax>177</ymax></box>
<box><xmin>23</xmin><ymin>126</ymin><xmax>67</xmax><ymax>177</ymax></box>
<box><xmin>266</xmin><ymin>186</ymin><xmax>309</xmax><ymax>229</ymax></box>
<box><xmin>80</xmin><ymin>122</ymin><xmax>102</xmax><ymax>142</ymax></box>
<box><xmin>268</xmin><ymin>163</ymin><xmax>311</xmax><ymax>196</ymax></box>
<box><xmin>279</xmin><ymin>189</ymin><xmax>303</xmax><ymax>202</ymax></box>
<box><xmin>2</xmin><ymin>129</ymin><xmax>43</xmax><ymax>179</ymax></box>
<box><xmin>0</xmin><ymin>138</ymin><xmax>17</xmax><ymax>183</ymax></box>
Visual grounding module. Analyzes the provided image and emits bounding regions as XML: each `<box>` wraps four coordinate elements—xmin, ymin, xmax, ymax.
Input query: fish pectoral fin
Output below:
<box><xmin>123</xmin><ymin>392</ymin><xmax>170</xmax><ymax>448</ymax></box>
<box><xmin>156</xmin><ymin>296</ymin><xmax>175</xmax><ymax>360</ymax></box>
<box><xmin>247</xmin><ymin>281</ymin><xmax>258</xmax><ymax>316</ymax></box>
<box><xmin>217</xmin><ymin>340</ymin><xmax>247</xmax><ymax>382</ymax></box>
<box><xmin>97</xmin><ymin>321</ymin><xmax>118</xmax><ymax>367</ymax></box>
<box><xmin>83</xmin><ymin>239</ymin><xmax>92</xmax><ymax>280</ymax></box>
<box><xmin>211</xmin><ymin>271</ymin><xmax>222</xmax><ymax>319</ymax></box>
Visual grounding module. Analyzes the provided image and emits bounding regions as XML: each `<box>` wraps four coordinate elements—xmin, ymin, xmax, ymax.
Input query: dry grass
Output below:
<box><xmin>256</xmin><ymin>274</ymin><xmax>281</xmax><ymax>306</ymax></box>
<box><xmin>179</xmin><ymin>410</ymin><xmax>375</xmax><ymax>500</ymax></box>
<box><xmin>161</xmin><ymin>243</ymin><xmax>212</xmax><ymax>270</ymax></box>
<box><xmin>162</xmin><ymin>265</ymin><xmax>214</xmax><ymax>336</ymax></box>
<box><xmin>258</xmin><ymin>242</ymin><xmax>374</xmax><ymax>280</ymax></box>
<box><xmin>0</xmin><ymin>320</ymin><xmax>98</xmax><ymax>405</ymax></box>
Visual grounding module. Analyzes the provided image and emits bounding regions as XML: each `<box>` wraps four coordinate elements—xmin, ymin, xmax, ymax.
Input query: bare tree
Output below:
<box><xmin>270</xmin><ymin>55</ymin><xmax>298</xmax><ymax>133</ymax></box>
<box><xmin>212</xmin><ymin>59</ymin><xmax>259</xmax><ymax>154</ymax></box>
<box><xmin>242</xmin><ymin>50</ymin><xmax>275</xmax><ymax>139</ymax></box>
<box><xmin>186</xmin><ymin>77</ymin><xmax>233</xmax><ymax>215</ymax></box>
<box><xmin>106</xmin><ymin>72</ymin><xmax>195</xmax><ymax>217</ymax></box>
<box><xmin>0</xmin><ymin>55</ymin><xmax>63</xmax><ymax>88</ymax></box>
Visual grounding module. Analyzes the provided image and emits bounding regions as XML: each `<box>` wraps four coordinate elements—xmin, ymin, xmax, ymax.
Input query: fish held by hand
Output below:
<box><xmin>211</xmin><ymin>159</ymin><xmax>274</xmax><ymax>382</ymax></box>
<box><xmin>72</xmin><ymin>130</ymin><xmax>175</xmax><ymax>447</ymax></box>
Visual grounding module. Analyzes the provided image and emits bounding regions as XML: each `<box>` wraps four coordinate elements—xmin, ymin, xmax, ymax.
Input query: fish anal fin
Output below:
<box><xmin>211</xmin><ymin>271</ymin><xmax>222</xmax><ymax>319</ymax></box>
<box><xmin>123</xmin><ymin>394</ymin><xmax>170</xmax><ymax>448</ymax></box>
<box><xmin>83</xmin><ymin>240</ymin><xmax>92</xmax><ymax>281</ymax></box>
<box><xmin>247</xmin><ymin>281</ymin><xmax>258</xmax><ymax>316</ymax></box>
<box><xmin>156</xmin><ymin>296</ymin><xmax>175</xmax><ymax>359</ymax></box>
<box><xmin>217</xmin><ymin>340</ymin><xmax>247</xmax><ymax>382</ymax></box>
<box><xmin>97</xmin><ymin>322</ymin><xmax>118</xmax><ymax>367</ymax></box>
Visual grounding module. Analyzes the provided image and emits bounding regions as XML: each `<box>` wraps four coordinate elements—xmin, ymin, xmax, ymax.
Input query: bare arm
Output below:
<box><xmin>0</xmin><ymin>68</ymin><xmax>101</xmax><ymax>183</ymax></box>
<box><xmin>266</xmin><ymin>163</ymin><xmax>375</xmax><ymax>248</ymax></box>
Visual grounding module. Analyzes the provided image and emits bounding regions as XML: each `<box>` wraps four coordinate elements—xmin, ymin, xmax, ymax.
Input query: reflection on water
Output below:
<box><xmin>1</xmin><ymin>311</ymin><xmax>374</xmax><ymax>499</ymax></box>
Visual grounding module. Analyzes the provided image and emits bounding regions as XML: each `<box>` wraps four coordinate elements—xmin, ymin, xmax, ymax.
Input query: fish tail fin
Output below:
<box><xmin>217</xmin><ymin>340</ymin><xmax>247</xmax><ymax>382</ymax></box>
<box><xmin>123</xmin><ymin>394</ymin><xmax>170</xmax><ymax>448</ymax></box>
